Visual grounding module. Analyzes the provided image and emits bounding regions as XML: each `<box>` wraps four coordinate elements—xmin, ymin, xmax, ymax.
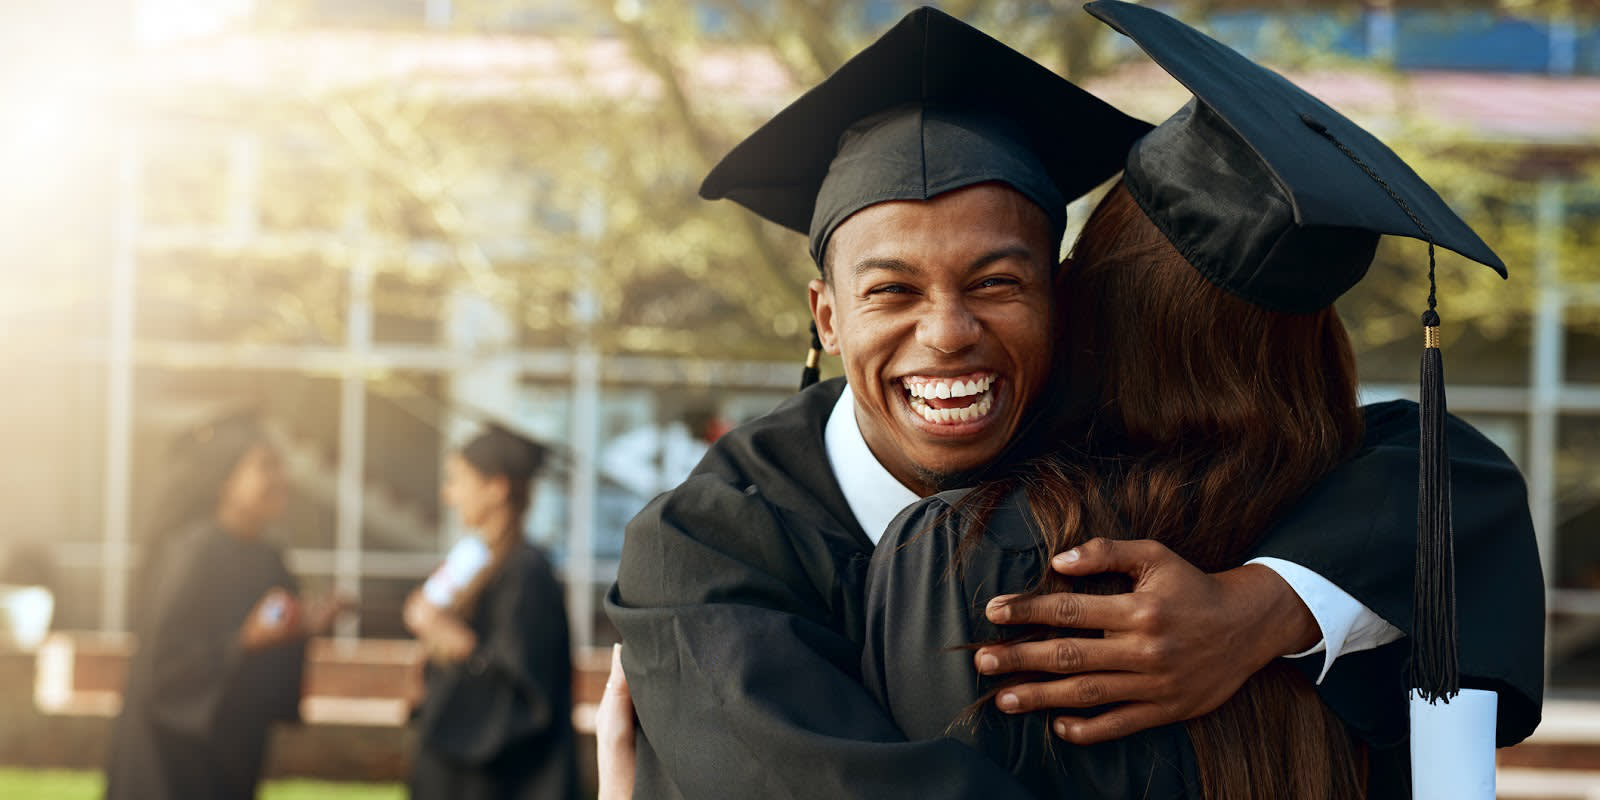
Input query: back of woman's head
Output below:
<box><xmin>967</xmin><ymin>183</ymin><xmax>1370</xmax><ymax>799</ymax></box>
<box><xmin>1070</xmin><ymin>182</ymin><xmax>1362</xmax><ymax>457</ymax></box>
<box><xmin>459</xmin><ymin>425</ymin><xmax>548</xmax><ymax>519</ymax></box>
<box><xmin>1052</xmin><ymin>183</ymin><xmax>1363</xmax><ymax>565</ymax></box>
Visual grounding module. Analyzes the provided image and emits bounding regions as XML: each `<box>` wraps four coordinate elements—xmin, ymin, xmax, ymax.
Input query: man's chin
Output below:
<box><xmin>908</xmin><ymin>461</ymin><xmax>994</xmax><ymax>494</ymax></box>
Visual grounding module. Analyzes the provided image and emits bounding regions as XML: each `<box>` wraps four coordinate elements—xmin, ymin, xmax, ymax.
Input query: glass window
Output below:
<box><xmin>1551</xmin><ymin>414</ymin><xmax>1600</xmax><ymax>691</ymax></box>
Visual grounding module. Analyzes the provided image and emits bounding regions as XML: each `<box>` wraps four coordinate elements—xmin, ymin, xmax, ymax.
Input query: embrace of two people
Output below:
<box><xmin>600</xmin><ymin>3</ymin><xmax>1544</xmax><ymax>799</ymax></box>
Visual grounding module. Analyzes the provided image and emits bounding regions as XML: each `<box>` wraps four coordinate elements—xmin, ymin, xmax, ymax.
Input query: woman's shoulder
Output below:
<box><xmin>873</xmin><ymin>486</ymin><xmax>1045</xmax><ymax>588</ymax></box>
<box><xmin>883</xmin><ymin>486</ymin><xmax>1041</xmax><ymax>545</ymax></box>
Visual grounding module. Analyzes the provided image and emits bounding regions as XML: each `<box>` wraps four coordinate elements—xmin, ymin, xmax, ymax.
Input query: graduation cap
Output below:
<box><xmin>1084</xmin><ymin>0</ymin><xmax>1507</xmax><ymax>744</ymax></box>
<box><xmin>461</xmin><ymin>423</ymin><xmax>552</xmax><ymax>484</ymax></box>
<box><xmin>700</xmin><ymin>6</ymin><xmax>1152</xmax><ymax>388</ymax></box>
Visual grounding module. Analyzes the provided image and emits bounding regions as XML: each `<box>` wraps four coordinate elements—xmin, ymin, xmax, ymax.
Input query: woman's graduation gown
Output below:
<box><xmin>104</xmin><ymin>523</ymin><xmax>305</xmax><ymax>800</ymax></box>
<box><xmin>410</xmin><ymin>542</ymin><xmax>578</xmax><ymax>800</ymax></box>
<box><xmin>607</xmin><ymin>379</ymin><xmax>1542</xmax><ymax>798</ymax></box>
<box><xmin>861</xmin><ymin>400</ymin><xmax>1546</xmax><ymax>798</ymax></box>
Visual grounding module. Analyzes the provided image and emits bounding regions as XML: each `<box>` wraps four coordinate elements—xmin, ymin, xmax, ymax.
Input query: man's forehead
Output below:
<box><xmin>829</xmin><ymin>185</ymin><xmax>1056</xmax><ymax>272</ymax></box>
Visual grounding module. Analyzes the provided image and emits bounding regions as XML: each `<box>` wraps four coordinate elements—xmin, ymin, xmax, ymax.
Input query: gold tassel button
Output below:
<box><xmin>1424</xmin><ymin>326</ymin><xmax>1441</xmax><ymax>349</ymax></box>
<box><xmin>805</xmin><ymin>348</ymin><xmax>821</xmax><ymax>369</ymax></box>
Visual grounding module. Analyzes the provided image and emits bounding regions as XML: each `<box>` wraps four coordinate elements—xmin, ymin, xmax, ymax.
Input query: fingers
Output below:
<box><xmin>595</xmin><ymin>645</ymin><xmax>638</xmax><ymax>800</ymax></box>
<box><xmin>1048</xmin><ymin>538</ymin><xmax>1174</xmax><ymax>578</ymax></box>
<box><xmin>1052</xmin><ymin>703</ymin><xmax>1174</xmax><ymax>745</ymax></box>
<box><xmin>975</xmin><ymin>636</ymin><xmax>1145</xmax><ymax>678</ymax></box>
<box><xmin>605</xmin><ymin>643</ymin><xmax>631</xmax><ymax>701</ymax></box>
<box><xmin>985</xmin><ymin>590</ymin><xmax>1137</xmax><ymax>629</ymax></box>
<box><xmin>991</xmin><ymin>672</ymin><xmax>1151</xmax><ymax>714</ymax></box>
<box><xmin>597</xmin><ymin>644</ymin><xmax>636</xmax><ymax>750</ymax></box>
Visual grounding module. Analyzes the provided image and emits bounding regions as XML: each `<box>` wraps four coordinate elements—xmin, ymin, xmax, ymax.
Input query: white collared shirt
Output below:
<box><xmin>823</xmin><ymin>384</ymin><xmax>1402</xmax><ymax>682</ymax></box>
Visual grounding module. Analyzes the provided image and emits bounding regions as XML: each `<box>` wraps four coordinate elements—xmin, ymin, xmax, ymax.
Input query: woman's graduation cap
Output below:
<box><xmin>699</xmin><ymin>6</ymin><xmax>1151</xmax><ymax>388</ymax></box>
<box><xmin>1084</xmin><ymin>0</ymin><xmax>1507</xmax><ymax>728</ymax></box>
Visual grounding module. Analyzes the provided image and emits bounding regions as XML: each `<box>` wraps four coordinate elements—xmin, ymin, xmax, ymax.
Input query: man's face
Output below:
<box><xmin>810</xmin><ymin>183</ymin><xmax>1057</xmax><ymax>496</ymax></box>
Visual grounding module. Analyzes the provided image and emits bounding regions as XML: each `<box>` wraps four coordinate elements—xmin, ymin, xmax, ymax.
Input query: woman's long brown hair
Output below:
<box><xmin>959</xmin><ymin>183</ymin><xmax>1368</xmax><ymax>799</ymax></box>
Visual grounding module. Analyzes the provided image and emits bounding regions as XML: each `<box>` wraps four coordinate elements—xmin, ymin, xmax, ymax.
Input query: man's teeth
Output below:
<box><xmin>906</xmin><ymin>375</ymin><xmax>995</xmax><ymax>399</ymax></box>
<box><xmin>908</xmin><ymin>392</ymin><xmax>994</xmax><ymax>425</ymax></box>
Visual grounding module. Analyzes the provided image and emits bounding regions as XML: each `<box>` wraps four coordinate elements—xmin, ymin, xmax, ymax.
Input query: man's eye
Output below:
<box><xmin>867</xmin><ymin>284</ymin><xmax>910</xmax><ymax>296</ymax></box>
<box><xmin>976</xmin><ymin>277</ymin><xmax>1019</xmax><ymax>289</ymax></box>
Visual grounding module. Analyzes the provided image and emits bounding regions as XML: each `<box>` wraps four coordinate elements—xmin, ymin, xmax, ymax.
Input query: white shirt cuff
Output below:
<box><xmin>1246</xmin><ymin>557</ymin><xmax>1404</xmax><ymax>684</ymax></box>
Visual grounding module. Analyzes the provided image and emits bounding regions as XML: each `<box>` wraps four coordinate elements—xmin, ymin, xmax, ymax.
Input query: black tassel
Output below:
<box><xmin>1304</xmin><ymin>116</ymin><xmax>1462</xmax><ymax>704</ymax></box>
<box><xmin>800</xmin><ymin>320</ymin><xmax>823</xmax><ymax>390</ymax></box>
<box><xmin>1411</xmin><ymin>312</ymin><xmax>1459</xmax><ymax>703</ymax></box>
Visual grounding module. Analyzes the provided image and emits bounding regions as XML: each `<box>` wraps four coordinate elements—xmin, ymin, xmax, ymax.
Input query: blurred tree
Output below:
<box><xmin>124</xmin><ymin>0</ymin><xmax>1597</xmax><ymax>370</ymax></box>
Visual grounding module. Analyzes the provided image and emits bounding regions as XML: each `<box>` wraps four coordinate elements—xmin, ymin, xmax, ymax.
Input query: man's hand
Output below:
<box><xmin>596</xmin><ymin>643</ymin><xmax>637</xmax><ymax>800</ymax></box>
<box><xmin>976</xmin><ymin>538</ymin><xmax>1319</xmax><ymax>745</ymax></box>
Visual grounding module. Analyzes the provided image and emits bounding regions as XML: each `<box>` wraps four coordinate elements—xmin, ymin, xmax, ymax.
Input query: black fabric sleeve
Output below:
<box><xmin>606</xmin><ymin>474</ymin><xmax>1035</xmax><ymax>800</ymax></box>
<box><xmin>1249</xmin><ymin>405</ymin><xmax>1544</xmax><ymax>747</ymax></box>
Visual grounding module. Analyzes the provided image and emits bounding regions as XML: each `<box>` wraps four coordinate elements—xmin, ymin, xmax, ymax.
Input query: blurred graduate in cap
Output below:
<box><xmin>105</xmin><ymin>411</ymin><xmax>347</xmax><ymax>800</ymax></box>
<box><xmin>863</xmin><ymin>2</ymin><xmax>1543</xmax><ymax>798</ymax></box>
<box><xmin>405</xmin><ymin>424</ymin><xmax>577</xmax><ymax>800</ymax></box>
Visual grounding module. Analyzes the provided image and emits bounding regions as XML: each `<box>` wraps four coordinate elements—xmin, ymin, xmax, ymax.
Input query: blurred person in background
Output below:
<box><xmin>0</xmin><ymin>541</ymin><xmax>59</xmax><ymax>651</ymax></box>
<box><xmin>105</xmin><ymin>411</ymin><xmax>345</xmax><ymax>800</ymax></box>
<box><xmin>405</xmin><ymin>424</ymin><xmax>577</xmax><ymax>800</ymax></box>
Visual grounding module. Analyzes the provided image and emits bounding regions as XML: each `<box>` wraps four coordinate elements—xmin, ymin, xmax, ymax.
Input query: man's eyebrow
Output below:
<box><xmin>968</xmin><ymin>246</ymin><xmax>1036</xmax><ymax>274</ymax></box>
<box><xmin>849</xmin><ymin>246</ymin><xmax>1038</xmax><ymax>279</ymax></box>
<box><xmin>851</xmin><ymin>257</ymin><xmax>918</xmax><ymax>279</ymax></box>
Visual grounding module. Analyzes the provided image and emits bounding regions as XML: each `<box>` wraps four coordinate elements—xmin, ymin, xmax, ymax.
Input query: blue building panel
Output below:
<box><xmin>1394</xmin><ymin>10</ymin><xmax>1551</xmax><ymax>73</ymax></box>
<box><xmin>1576</xmin><ymin>21</ymin><xmax>1600</xmax><ymax>75</ymax></box>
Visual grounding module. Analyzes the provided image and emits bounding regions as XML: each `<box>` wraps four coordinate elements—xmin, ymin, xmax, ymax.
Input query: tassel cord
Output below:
<box><xmin>1304</xmin><ymin>113</ymin><xmax>1458</xmax><ymax>701</ymax></box>
<box><xmin>800</xmin><ymin>320</ymin><xmax>823</xmax><ymax>390</ymax></box>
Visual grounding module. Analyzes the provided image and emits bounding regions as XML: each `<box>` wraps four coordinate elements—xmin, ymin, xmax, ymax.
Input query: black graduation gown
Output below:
<box><xmin>410</xmin><ymin>542</ymin><xmax>578</xmax><ymax>800</ymax></box>
<box><xmin>862</xmin><ymin>400</ymin><xmax>1545</xmax><ymax>798</ymax></box>
<box><xmin>606</xmin><ymin>381</ymin><xmax>1542</xmax><ymax>799</ymax></box>
<box><xmin>105</xmin><ymin>523</ymin><xmax>306</xmax><ymax>800</ymax></box>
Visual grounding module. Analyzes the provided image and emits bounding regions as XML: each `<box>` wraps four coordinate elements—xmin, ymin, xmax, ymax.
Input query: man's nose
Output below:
<box><xmin>916</xmin><ymin>298</ymin><xmax>981</xmax><ymax>354</ymax></box>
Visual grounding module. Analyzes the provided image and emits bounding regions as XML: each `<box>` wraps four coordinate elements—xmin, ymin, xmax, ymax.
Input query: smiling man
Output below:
<box><xmin>602</xmin><ymin>7</ymin><xmax>1518</xmax><ymax>798</ymax></box>
<box><xmin>815</xmin><ymin>183</ymin><xmax>1056</xmax><ymax>498</ymax></box>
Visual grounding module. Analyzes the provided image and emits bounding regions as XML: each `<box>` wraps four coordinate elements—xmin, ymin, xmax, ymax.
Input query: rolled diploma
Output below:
<box><xmin>422</xmin><ymin>536</ymin><xmax>492</xmax><ymax>606</ymax></box>
<box><xmin>1410</xmin><ymin>687</ymin><xmax>1497</xmax><ymax>800</ymax></box>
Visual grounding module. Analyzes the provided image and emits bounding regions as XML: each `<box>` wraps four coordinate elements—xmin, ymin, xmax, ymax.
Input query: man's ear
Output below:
<box><xmin>808</xmin><ymin>278</ymin><xmax>843</xmax><ymax>355</ymax></box>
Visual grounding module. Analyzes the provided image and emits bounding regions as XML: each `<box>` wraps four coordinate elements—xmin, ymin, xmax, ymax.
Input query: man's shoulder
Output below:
<box><xmin>621</xmin><ymin>377</ymin><xmax>865</xmax><ymax>573</ymax></box>
<box><xmin>694</xmin><ymin>377</ymin><xmax>844</xmax><ymax>480</ymax></box>
<box><xmin>665</xmin><ymin>377</ymin><xmax>860</xmax><ymax>536</ymax></box>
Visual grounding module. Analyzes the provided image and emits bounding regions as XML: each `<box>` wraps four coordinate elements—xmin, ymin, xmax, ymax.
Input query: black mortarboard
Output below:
<box><xmin>1086</xmin><ymin>0</ymin><xmax>1505</xmax><ymax>314</ymax></box>
<box><xmin>462</xmin><ymin>424</ymin><xmax>549</xmax><ymax>483</ymax></box>
<box><xmin>700</xmin><ymin>6</ymin><xmax>1152</xmax><ymax>270</ymax></box>
<box><xmin>1085</xmin><ymin>0</ymin><xmax>1509</xmax><ymax>738</ymax></box>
